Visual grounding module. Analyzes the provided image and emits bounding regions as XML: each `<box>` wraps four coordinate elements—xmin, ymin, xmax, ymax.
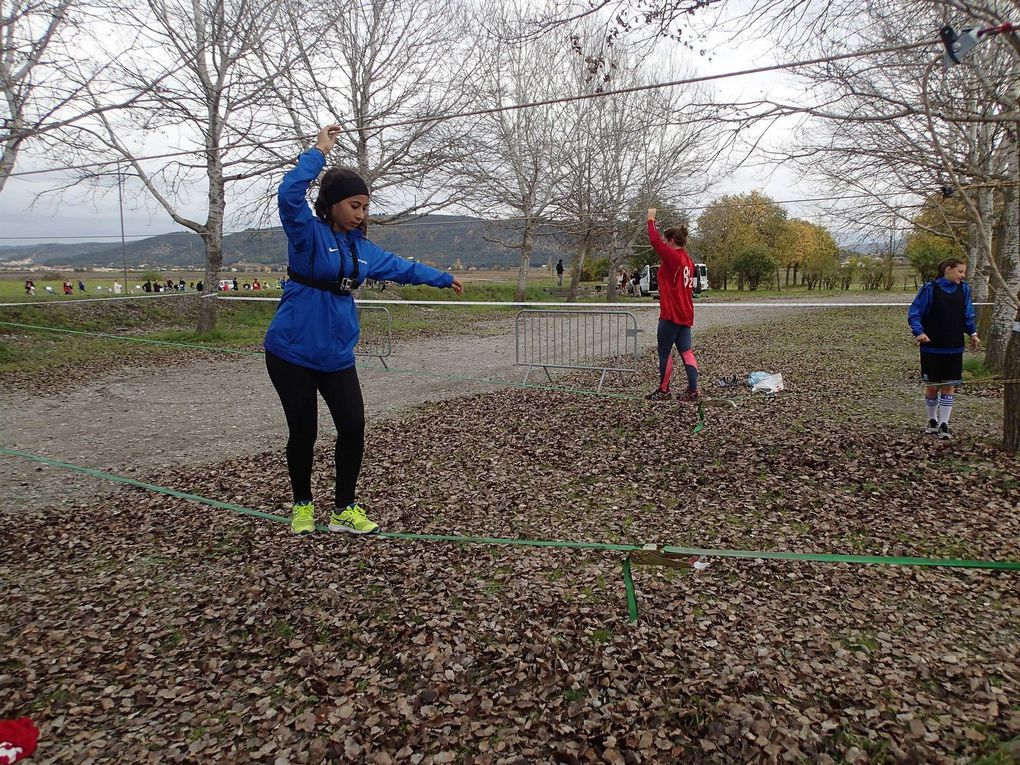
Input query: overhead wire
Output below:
<box><xmin>0</xmin><ymin>190</ymin><xmax>943</xmax><ymax>241</ymax></box>
<box><xmin>4</xmin><ymin>37</ymin><xmax>940</xmax><ymax>181</ymax></box>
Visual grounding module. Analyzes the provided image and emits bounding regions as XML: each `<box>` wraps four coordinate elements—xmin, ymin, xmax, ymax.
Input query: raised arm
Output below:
<box><xmin>278</xmin><ymin>126</ymin><xmax>341</xmax><ymax>240</ymax></box>
<box><xmin>646</xmin><ymin>208</ymin><xmax>684</xmax><ymax>271</ymax></box>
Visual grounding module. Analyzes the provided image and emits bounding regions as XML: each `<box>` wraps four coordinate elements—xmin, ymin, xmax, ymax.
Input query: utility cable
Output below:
<box><xmin>5</xmin><ymin>38</ymin><xmax>939</xmax><ymax>180</ymax></box>
<box><xmin>0</xmin><ymin>187</ymin><xmax>949</xmax><ymax>240</ymax></box>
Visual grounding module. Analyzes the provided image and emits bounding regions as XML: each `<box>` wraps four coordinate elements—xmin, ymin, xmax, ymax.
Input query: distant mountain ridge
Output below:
<box><xmin>0</xmin><ymin>214</ymin><xmax>569</xmax><ymax>270</ymax></box>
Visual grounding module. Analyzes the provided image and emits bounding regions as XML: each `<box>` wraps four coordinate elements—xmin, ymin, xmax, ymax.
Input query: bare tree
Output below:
<box><xmin>63</xmin><ymin>0</ymin><xmax>300</xmax><ymax>332</ymax></box>
<box><xmin>551</xmin><ymin>32</ymin><xmax>720</xmax><ymax>301</ymax></box>
<box><xmin>727</xmin><ymin>0</ymin><xmax>1020</xmax><ymax>449</ymax></box>
<box><xmin>1</xmin><ymin>0</ymin><xmax>74</xmax><ymax>192</ymax></box>
<box><xmin>273</xmin><ymin>0</ymin><xmax>475</xmax><ymax>225</ymax></box>
<box><xmin>450</xmin><ymin>1</ymin><xmax>574</xmax><ymax>301</ymax></box>
<box><xmin>519</xmin><ymin>0</ymin><xmax>722</xmax><ymax>54</ymax></box>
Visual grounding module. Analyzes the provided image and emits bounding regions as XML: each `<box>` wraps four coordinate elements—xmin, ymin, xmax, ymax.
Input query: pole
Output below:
<box><xmin>118</xmin><ymin>164</ymin><xmax>128</xmax><ymax>292</ymax></box>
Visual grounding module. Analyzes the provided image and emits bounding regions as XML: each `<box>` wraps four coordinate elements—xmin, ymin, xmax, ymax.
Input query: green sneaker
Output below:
<box><xmin>291</xmin><ymin>501</ymin><xmax>315</xmax><ymax>535</ymax></box>
<box><xmin>328</xmin><ymin>504</ymin><xmax>379</xmax><ymax>534</ymax></box>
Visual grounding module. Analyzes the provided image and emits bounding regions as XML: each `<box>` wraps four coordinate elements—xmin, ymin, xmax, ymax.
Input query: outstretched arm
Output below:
<box><xmin>365</xmin><ymin>242</ymin><xmax>462</xmax><ymax>292</ymax></box>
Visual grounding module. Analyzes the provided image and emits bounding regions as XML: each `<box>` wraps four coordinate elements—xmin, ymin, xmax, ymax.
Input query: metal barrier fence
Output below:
<box><xmin>515</xmin><ymin>309</ymin><xmax>639</xmax><ymax>391</ymax></box>
<box><xmin>355</xmin><ymin>305</ymin><xmax>392</xmax><ymax>367</ymax></box>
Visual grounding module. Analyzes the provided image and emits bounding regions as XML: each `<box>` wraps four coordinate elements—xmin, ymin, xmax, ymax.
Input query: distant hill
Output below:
<box><xmin>0</xmin><ymin>215</ymin><xmax>570</xmax><ymax>270</ymax></box>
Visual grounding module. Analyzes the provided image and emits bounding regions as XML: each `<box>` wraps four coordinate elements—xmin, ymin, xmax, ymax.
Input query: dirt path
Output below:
<box><xmin>0</xmin><ymin>297</ymin><xmax>899</xmax><ymax>513</ymax></box>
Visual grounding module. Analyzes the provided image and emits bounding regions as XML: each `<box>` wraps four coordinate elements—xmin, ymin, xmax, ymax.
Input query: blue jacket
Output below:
<box><xmin>264</xmin><ymin>148</ymin><xmax>453</xmax><ymax>372</ymax></box>
<box><xmin>907</xmin><ymin>277</ymin><xmax>977</xmax><ymax>355</ymax></box>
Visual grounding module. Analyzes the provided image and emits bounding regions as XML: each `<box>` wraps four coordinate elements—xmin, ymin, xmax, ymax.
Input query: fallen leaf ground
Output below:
<box><xmin>2</xmin><ymin>307</ymin><xmax>1019</xmax><ymax>765</ymax></box>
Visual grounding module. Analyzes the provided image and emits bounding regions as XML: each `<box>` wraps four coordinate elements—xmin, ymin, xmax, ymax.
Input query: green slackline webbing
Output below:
<box><xmin>0</xmin><ymin>317</ymin><xmax>856</xmax><ymax>433</ymax></box>
<box><xmin>3</xmin><ymin>446</ymin><xmax>1019</xmax><ymax>571</ymax></box>
<box><xmin>0</xmin><ymin>318</ymin><xmax>714</xmax><ymax>432</ymax></box>
<box><xmin>0</xmin><ymin>319</ymin><xmax>648</xmax><ymax>402</ymax></box>
<box><xmin>622</xmin><ymin>558</ymin><xmax>638</xmax><ymax>623</ymax></box>
<box><xmin>2</xmin><ymin>320</ymin><xmax>1016</xmax><ymax>439</ymax></box>
<box><xmin>5</xmin><ymin>319</ymin><xmax>1014</xmax><ymax>398</ymax></box>
<box><xmin>0</xmin><ymin>320</ymin><xmax>261</xmax><ymax>356</ymax></box>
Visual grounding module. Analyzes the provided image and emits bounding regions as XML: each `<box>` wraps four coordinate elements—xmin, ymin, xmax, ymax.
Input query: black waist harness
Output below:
<box><xmin>286</xmin><ymin>268</ymin><xmax>358</xmax><ymax>295</ymax></box>
<box><xmin>289</xmin><ymin>233</ymin><xmax>362</xmax><ymax>296</ymax></box>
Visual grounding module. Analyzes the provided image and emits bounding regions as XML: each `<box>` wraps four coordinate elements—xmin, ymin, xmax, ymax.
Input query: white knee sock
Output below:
<box><xmin>925</xmin><ymin>396</ymin><xmax>938</xmax><ymax>421</ymax></box>
<box><xmin>938</xmin><ymin>394</ymin><xmax>954</xmax><ymax>425</ymax></box>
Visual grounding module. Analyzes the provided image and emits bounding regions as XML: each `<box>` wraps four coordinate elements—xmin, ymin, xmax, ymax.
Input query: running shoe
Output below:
<box><xmin>937</xmin><ymin>423</ymin><xmax>953</xmax><ymax>441</ymax></box>
<box><xmin>677</xmin><ymin>389</ymin><xmax>702</xmax><ymax>403</ymax></box>
<box><xmin>291</xmin><ymin>501</ymin><xmax>315</xmax><ymax>535</ymax></box>
<box><xmin>328</xmin><ymin>504</ymin><xmax>380</xmax><ymax>534</ymax></box>
<box><xmin>925</xmin><ymin>419</ymin><xmax>939</xmax><ymax>435</ymax></box>
<box><xmin>645</xmin><ymin>389</ymin><xmax>671</xmax><ymax>401</ymax></box>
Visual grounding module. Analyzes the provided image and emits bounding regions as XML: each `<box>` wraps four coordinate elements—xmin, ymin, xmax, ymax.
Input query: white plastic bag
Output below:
<box><xmin>751</xmin><ymin>372</ymin><xmax>784</xmax><ymax>394</ymax></box>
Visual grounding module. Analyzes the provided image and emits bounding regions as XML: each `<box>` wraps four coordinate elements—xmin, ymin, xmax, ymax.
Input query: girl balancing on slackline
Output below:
<box><xmin>908</xmin><ymin>257</ymin><xmax>979</xmax><ymax>441</ymax></box>
<box><xmin>644</xmin><ymin>207</ymin><xmax>700</xmax><ymax>402</ymax></box>
<box><xmin>265</xmin><ymin>124</ymin><xmax>463</xmax><ymax>535</ymax></box>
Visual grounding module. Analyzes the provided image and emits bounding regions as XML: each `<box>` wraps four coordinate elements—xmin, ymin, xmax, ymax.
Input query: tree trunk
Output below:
<box><xmin>198</xmin><ymin>229</ymin><xmax>223</xmax><ymax>333</ymax></box>
<box><xmin>1003</xmin><ymin>318</ymin><xmax>1020</xmax><ymax>453</ymax></box>
<box><xmin>0</xmin><ymin>132</ymin><xmax>21</xmax><ymax>196</ymax></box>
<box><xmin>969</xmin><ymin>186</ymin><xmax>993</xmax><ymax>304</ymax></box>
<box><xmin>985</xmin><ymin>185</ymin><xmax>1019</xmax><ymax>371</ymax></box>
<box><xmin>197</xmin><ymin>159</ymin><xmax>226</xmax><ymax>333</ymax></box>
<box><xmin>1001</xmin><ymin>131</ymin><xmax>1020</xmax><ymax>454</ymax></box>
<box><xmin>606</xmin><ymin>231</ymin><xmax>619</xmax><ymax>300</ymax></box>
<box><xmin>567</xmin><ymin>239</ymin><xmax>589</xmax><ymax>303</ymax></box>
<box><xmin>514</xmin><ymin>224</ymin><xmax>533</xmax><ymax>302</ymax></box>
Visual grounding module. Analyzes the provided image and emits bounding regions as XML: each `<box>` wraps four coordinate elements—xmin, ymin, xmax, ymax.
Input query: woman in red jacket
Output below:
<box><xmin>645</xmin><ymin>207</ymin><xmax>699</xmax><ymax>402</ymax></box>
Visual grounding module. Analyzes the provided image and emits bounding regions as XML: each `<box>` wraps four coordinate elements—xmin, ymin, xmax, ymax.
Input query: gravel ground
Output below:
<box><xmin>0</xmin><ymin>295</ymin><xmax>903</xmax><ymax>514</ymax></box>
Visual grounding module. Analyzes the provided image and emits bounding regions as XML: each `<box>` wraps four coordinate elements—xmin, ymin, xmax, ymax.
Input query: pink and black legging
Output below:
<box><xmin>656</xmin><ymin>319</ymin><xmax>699</xmax><ymax>393</ymax></box>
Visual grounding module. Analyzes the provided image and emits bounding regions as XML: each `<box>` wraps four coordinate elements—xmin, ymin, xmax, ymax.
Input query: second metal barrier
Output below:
<box><xmin>515</xmin><ymin>309</ymin><xmax>639</xmax><ymax>391</ymax></box>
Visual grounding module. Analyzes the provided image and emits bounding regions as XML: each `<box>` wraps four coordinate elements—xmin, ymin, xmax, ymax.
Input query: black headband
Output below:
<box><xmin>322</xmin><ymin>174</ymin><xmax>370</xmax><ymax>206</ymax></box>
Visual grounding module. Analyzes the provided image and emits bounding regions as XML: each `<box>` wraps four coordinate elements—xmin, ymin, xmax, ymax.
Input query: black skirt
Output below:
<box><xmin>920</xmin><ymin>351</ymin><xmax>963</xmax><ymax>385</ymax></box>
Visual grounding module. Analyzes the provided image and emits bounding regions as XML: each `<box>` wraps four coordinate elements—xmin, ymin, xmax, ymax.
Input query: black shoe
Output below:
<box><xmin>937</xmin><ymin>423</ymin><xmax>953</xmax><ymax>440</ymax></box>
<box><xmin>925</xmin><ymin>419</ymin><xmax>939</xmax><ymax>435</ymax></box>
<box><xmin>645</xmin><ymin>389</ymin><xmax>671</xmax><ymax>401</ymax></box>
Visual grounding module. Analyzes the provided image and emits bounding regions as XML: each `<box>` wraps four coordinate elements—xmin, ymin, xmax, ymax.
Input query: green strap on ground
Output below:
<box><xmin>4</xmin><ymin>447</ymin><xmax>1018</xmax><ymax>624</ymax></box>
<box><xmin>0</xmin><ymin>320</ymin><xmax>261</xmax><ymax>355</ymax></box>
<box><xmin>0</xmin><ymin>319</ymin><xmax>639</xmax><ymax>402</ymax></box>
<box><xmin>3</xmin><ymin>447</ymin><xmax>1018</xmax><ymax>571</ymax></box>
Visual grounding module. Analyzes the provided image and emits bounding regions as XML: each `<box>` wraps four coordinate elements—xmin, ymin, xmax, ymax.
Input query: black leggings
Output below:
<box><xmin>265</xmin><ymin>351</ymin><xmax>365</xmax><ymax>509</ymax></box>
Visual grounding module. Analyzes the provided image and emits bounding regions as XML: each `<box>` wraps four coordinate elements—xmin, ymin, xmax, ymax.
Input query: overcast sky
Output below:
<box><xmin>0</xmin><ymin>10</ymin><xmax>807</xmax><ymax>248</ymax></box>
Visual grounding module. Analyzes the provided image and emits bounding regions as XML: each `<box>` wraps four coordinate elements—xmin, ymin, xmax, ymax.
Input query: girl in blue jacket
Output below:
<box><xmin>907</xmin><ymin>257</ymin><xmax>980</xmax><ymax>440</ymax></box>
<box><xmin>265</xmin><ymin>125</ymin><xmax>463</xmax><ymax>535</ymax></box>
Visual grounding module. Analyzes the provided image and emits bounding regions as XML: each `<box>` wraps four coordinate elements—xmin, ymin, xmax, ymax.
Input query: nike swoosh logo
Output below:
<box><xmin>358</xmin><ymin>259</ymin><xmax>368</xmax><ymax>264</ymax></box>
<box><xmin>328</xmin><ymin>247</ymin><xmax>339</xmax><ymax>252</ymax></box>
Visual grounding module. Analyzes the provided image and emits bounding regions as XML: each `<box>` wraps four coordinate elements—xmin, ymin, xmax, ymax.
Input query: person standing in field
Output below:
<box><xmin>908</xmin><ymin>257</ymin><xmax>979</xmax><ymax>440</ymax></box>
<box><xmin>645</xmin><ymin>208</ymin><xmax>700</xmax><ymax>402</ymax></box>
<box><xmin>556</xmin><ymin>258</ymin><xmax>564</xmax><ymax>287</ymax></box>
<box><xmin>265</xmin><ymin>124</ymin><xmax>463</xmax><ymax>536</ymax></box>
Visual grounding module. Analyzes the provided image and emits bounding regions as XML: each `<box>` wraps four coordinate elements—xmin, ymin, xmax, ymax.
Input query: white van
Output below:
<box><xmin>638</xmin><ymin>263</ymin><xmax>709</xmax><ymax>297</ymax></box>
